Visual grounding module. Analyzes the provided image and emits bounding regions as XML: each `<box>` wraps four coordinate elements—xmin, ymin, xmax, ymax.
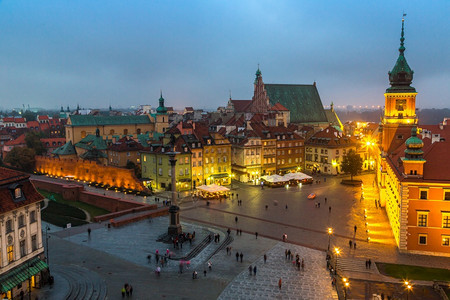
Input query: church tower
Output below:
<box><xmin>381</xmin><ymin>17</ymin><xmax>418</xmax><ymax>153</ymax></box>
<box><xmin>155</xmin><ymin>92</ymin><xmax>169</xmax><ymax>134</ymax></box>
<box><xmin>250</xmin><ymin>67</ymin><xmax>270</xmax><ymax>113</ymax></box>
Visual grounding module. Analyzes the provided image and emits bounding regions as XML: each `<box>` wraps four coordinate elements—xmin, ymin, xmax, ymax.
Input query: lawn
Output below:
<box><xmin>377</xmin><ymin>262</ymin><xmax>450</xmax><ymax>282</ymax></box>
<box><xmin>38</xmin><ymin>189</ymin><xmax>110</xmax><ymax>218</ymax></box>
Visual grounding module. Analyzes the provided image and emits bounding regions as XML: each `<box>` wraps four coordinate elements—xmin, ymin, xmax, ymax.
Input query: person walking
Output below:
<box><xmin>240</xmin><ymin>252</ymin><xmax>243</xmax><ymax>262</ymax></box>
<box><xmin>121</xmin><ymin>287</ymin><xmax>126</xmax><ymax>298</ymax></box>
<box><xmin>253</xmin><ymin>265</ymin><xmax>257</xmax><ymax>276</ymax></box>
<box><xmin>255</xmin><ymin>232</ymin><xmax>258</xmax><ymax>239</ymax></box>
<box><xmin>248</xmin><ymin>265</ymin><xmax>252</xmax><ymax>276</ymax></box>
<box><xmin>354</xmin><ymin>225</ymin><xmax>357</xmax><ymax>233</ymax></box>
<box><xmin>208</xmin><ymin>261</ymin><xmax>212</xmax><ymax>270</ymax></box>
<box><xmin>368</xmin><ymin>259</ymin><xmax>372</xmax><ymax>269</ymax></box>
<box><xmin>236</xmin><ymin>252</ymin><xmax>239</xmax><ymax>261</ymax></box>
<box><xmin>349</xmin><ymin>240</ymin><xmax>352</xmax><ymax>248</ymax></box>
<box><xmin>325</xmin><ymin>197</ymin><xmax>327</xmax><ymax>203</ymax></box>
<box><xmin>235</xmin><ymin>216</ymin><xmax>238</xmax><ymax>223</ymax></box>
<box><xmin>87</xmin><ymin>227</ymin><xmax>91</xmax><ymax>237</ymax></box>
<box><xmin>264</xmin><ymin>254</ymin><xmax>267</xmax><ymax>263</ymax></box>
<box><xmin>278</xmin><ymin>278</ymin><xmax>282</xmax><ymax>290</ymax></box>
<box><xmin>329</xmin><ymin>206</ymin><xmax>332</xmax><ymax>213</ymax></box>
<box><xmin>285</xmin><ymin>204</ymin><xmax>288</xmax><ymax>209</ymax></box>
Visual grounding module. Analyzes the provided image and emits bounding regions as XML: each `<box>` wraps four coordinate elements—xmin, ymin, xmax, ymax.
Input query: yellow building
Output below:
<box><xmin>65</xmin><ymin>115</ymin><xmax>155</xmax><ymax>145</ymax></box>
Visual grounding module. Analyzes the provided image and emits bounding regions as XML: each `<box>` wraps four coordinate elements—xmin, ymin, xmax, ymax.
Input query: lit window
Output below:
<box><xmin>7</xmin><ymin>245</ymin><xmax>14</xmax><ymax>263</ymax></box>
<box><xmin>442</xmin><ymin>236</ymin><xmax>450</xmax><ymax>246</ymax></box>
<box><xmin>418</xmin><ymin>234</ymin><xmax>427</xmax><ymax>245</ymax></box>
<box><xmin>14</xmin><ymin>188</ymin><xmax>22</xmax><ymax>199</ymax></box>
<box><xmin>417</xmin><ymin>212</ymin><xmax>428</xmax><ymax>227</ymax></box>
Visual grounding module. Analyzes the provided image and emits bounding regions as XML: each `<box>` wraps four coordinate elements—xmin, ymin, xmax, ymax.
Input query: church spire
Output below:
<box><xmin>156</xmin><ymin>90</ymin><xmax>167</xmax><ymax>114</ymax></box>
<box><xmin>255</xmin><ymin>64</ymin><xmax>262</xmax><ymax>84</ymax></box>
<box><xmin>387</xmin><ymin>15</ymin><xmax>415</xmax><ymax>93</ymax></box>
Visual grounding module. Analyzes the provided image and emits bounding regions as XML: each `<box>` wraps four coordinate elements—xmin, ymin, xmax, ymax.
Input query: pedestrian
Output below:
<box><xmin>147</xmin><ymin>254</ymin><xmax>152</xmax><ymax>264</ymax></box>
<box><xmin>248</xmin><ymin>265</ymin><xmax>252</xmax><ymax>275</ymax></box>
<box><xmin>227</xmin><ymin>228</ymin><xmax>231</xmax><ymax>236</ymax></box>
<box><xmin>354</xmin><ymin>225</ymin><xmax>357</xmax><ymax>233</ymax></box>
<box><xmin>285</xmin><ymin>204</ymin><xmax>288</xmax><ymax>209</ymax></box>
<box><xmin>329</xmin><ymin>206</ymin><xmax>332</xmax><ymax>213</ymax></box>
<box><xmin>255</xmin><ymin>232</ymin><xmax>258</xmax><ymax>239</ymax></box>
<box><xmin>325</xmin><ymin>197</ymin><xmax>327</xmax><ymax>203</ymax></box>
<box><xmin>129</xmin><ymin>285</ymin><xmax>133</xmax><ymax>296</ymax></box>
<box><xmin>285</xmin><ymin>249</ymin><xmax>288</xmax><ymax>259</ymax></box>
<box><xmin>125</xmin><ymin>284</ymin><xmax>130</xmax><ymax>297</ymax></box>
<box><xmin>236</xmin><ymin>228</ymin><xmax>239</xmax><ymax>235</ymax></box>
<box><xmin>265</xmin><ymin>205</ymin><xmax>268</xmax><ymax>210</ymax></box>
<box><xmin>288</xmin><ymin>249</ymin><xmax>291</xmax><ymax>260</ymax></box>
<box><xmin>253</xmin><ymin>265</ymin><xmax>257</xmax><ymax>276</ymax></box>
<box><xmin>237</xmin><ymin>193</ymin><xmax>239</xmax><ymax>199</ymax></box>
<box><xmin>121</xmin><ymin>287</ymin><xmax>126</xmax><ymax>298</ymax></box>
<box><xmin>204</xmin><ymin>269</ymin><xmax>207</xmax><ymax>277</ymax></box>
<box><xmin>179</xmin><ymin>262</ymin><xmax>183</xmax><ymax>274</ymax></box>
<box><xmin>87</xmin><ymin>227</ymin><xmax>91</xmax><ymax>237</ymax></box>
<box><xmin>240</xmin><ymin>252</ymin><xmax>243</xmax><ymax>262</ymax></box>
<box><xmin>368</xmin><ymin>259</ymin><xmax>372</xmax><ymax>269</ymax></box>
<box><xmin>264</xmin><ymin>254</ymin><xmax>267</xmax><ymax>263</ymax></box>
<box><xmin>235</xmin><ymin>216</ymin><xmax>238</xmax><ymax>223</ymax></box>
<box><xmin>236</xmin><ymin>252</ymin><xmax>239</xmax><ymax>261</ymax></box>
<box><xmin>349</xmin><ymin>240</ymin><xmax>352</xmax><ymax>248</ymax></box>
<box><xmin>278</xmin><ymin>278</ymin><xmax>282</xmax><ymax>290</ymax></box>
<box><xmin>226</xmin><ymin>246</ymin><xmax>229</xmax><ymax>255</ymax></box>
<box><xmin>365</xmin><ymin>260</ymin><xmax>368</xmax><ymax>269</ymax></box>
<box><xmin>208</xmin><ymin>261</ymin><xmax>212</xmax><ymax>270</ymax></box>
<box><xmin>283</xmin><ymin>234</ymin><xmax>286</xmax><ymax>242</ymax></box>
<box><xmin>192</xmin><ymin>271</ymin><xmax>197</xmax><ymax>279</ymax></box>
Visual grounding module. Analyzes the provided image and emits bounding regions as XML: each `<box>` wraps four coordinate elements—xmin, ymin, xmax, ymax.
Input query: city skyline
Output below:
<box><xmin>0</xmin><ymin>1</ymin><xmax>449</xmax><ymax>111</ymax></box>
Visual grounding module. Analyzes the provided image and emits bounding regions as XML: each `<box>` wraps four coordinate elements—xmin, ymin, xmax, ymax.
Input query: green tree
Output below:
<box><xmin>126</xmin><ymin>160</ymin><xmax>141</xmax><ymax>178</ymax></box>
<box><xmin>22</xmin><ymin>110</ymin><xmax>37</xmax><ymax>122</ymax></box>
<box><xmin>4</xmin><ymin>147</ymin><xmax>36</xmax><ymax>171</ymax></box>
<box><xmin>341</xmin><ymin>149</ymin><xmax>363</xmax><ymax>181</ymax></box>
<box><xmin>25</xmin><ymin>132</ymin><xmax>46</xmax><ymax>155</ymax></box>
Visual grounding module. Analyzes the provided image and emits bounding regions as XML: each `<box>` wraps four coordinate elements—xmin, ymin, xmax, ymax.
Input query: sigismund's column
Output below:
<box><xmin>167</xmin><ymin>151</ymin><xmax>182</xmax><ymax>236</ymax></box>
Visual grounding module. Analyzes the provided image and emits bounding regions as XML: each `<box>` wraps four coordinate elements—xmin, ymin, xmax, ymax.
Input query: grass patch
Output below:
<box><xmin>38</xmin><ymin>189</ymin><xmax>110</xmax><ymax>218</ymax></box>
<box><xmin>41</xmin><ymin>201</ymin><xmax>87</xmax><ymax>227</ymax></box>
<box><xmin>377</xmin><ymin>262</ymin><xmax>450</xmax><ymax>282</ymax></box>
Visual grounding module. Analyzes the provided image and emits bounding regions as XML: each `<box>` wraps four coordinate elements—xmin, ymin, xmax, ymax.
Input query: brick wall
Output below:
<box><xmin>35</xmin><ymin>156</ymin><xmax>146</xmax><ymax>191</ymax></box>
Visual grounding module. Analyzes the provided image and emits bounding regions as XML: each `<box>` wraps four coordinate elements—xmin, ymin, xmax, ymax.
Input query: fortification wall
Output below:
<box><xmin>35</xmin><ymin>156</ymin><xmax>145</xmax><ymax>191</ymax></box>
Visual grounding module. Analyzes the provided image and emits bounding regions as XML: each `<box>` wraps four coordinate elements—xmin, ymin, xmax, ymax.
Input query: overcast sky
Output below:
<box><xmin>0</xmin><ymin>0</ymin><xmax>448</xmax><ymax>111</ymax></box>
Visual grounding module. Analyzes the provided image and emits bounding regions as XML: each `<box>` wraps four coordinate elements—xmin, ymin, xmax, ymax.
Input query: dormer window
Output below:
<box><xmin>15</xmin><ymin>188</ymin><xmax>22</xmax><ymax>199</ymax></box>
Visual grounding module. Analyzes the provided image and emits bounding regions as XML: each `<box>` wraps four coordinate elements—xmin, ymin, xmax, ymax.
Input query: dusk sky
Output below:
<box><xmin>0</xmin><ymin>1</ymin><xmax>448</xmax><ymax>111</ymax></box>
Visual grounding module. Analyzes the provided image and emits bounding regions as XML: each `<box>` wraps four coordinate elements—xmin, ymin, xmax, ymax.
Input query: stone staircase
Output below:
<box><xmin>337</xmin><ymin>257</ymin><xmax>378</xmax><ymax>274</ymax></box>
<box><xmin>51</xmin><ymin>264</ymin><xmax>108</xmax><ymax>300</ymax></box>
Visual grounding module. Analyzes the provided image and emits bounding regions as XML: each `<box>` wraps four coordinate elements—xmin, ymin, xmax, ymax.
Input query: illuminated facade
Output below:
<box><xmin>378</xmin><ymin>19</ymin><xmax>450</xmax><ymax>256</ymax></box>
<box><xmin>0</xmin><ymin>168</ymin><xmax>48</xmax><ymax>299</ymax></box>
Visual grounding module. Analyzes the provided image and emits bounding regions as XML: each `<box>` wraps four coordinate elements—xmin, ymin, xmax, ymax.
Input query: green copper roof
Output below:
<box><xmin>80</xmin><ymin>148</ymin><xmax>108</xmax><ymax>159</ymax></box>
<box><xmin>387</xmin><ymin>18</ymin><xmax>415</xmax><ymax>93</ymax></box>
<box><xmin>265</xmin><ymin>84</ymin><xmax>328</xmax><ymax>123</ymax></box>
<box><xmin>405</xmin><ymin>127</ymin><xmax>423</xmax><ymax>147</ymax></box>
<box><xmin>52</xmin><ymin>141</ymin><xmax>76</xmax><ymax>156</ymax></box>
<box><xmin>75</xmin><ymin>134</ymin><xmax>108</xmax><ymax>150</ymax></box>
<box><xmin>69</xmin><ymin>115</ymin><xmax>151</xmax><ymax>127</ymax></box>
<box><xmin>156</xmin><ymin>92</ymin><xmax>168</xmax><ymax>114</ymax></box>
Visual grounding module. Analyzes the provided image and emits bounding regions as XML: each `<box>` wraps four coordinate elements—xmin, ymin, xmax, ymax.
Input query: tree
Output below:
<box><xmin>25</xmin><ymin>132</ymin><xmax>46</xmax><ymax>155</ymax></box>
<box><xmin>4</xmin><ymin>147</ymin><xmax>36</xmax><ymax>171</ymax></box>
<box><xmin>341</xmin><ymin>149</ymin><xmax>363</xmax><ymax>181</ymax></box>
<box><xmin>22</xmin><ymin>110</ymin><xmax>37</xmax><ymax>122</ymax></box>
<box><xmin>126</xmin><ymin>160</ymin><xmax>142</xmax><ymax>178</ymax></box>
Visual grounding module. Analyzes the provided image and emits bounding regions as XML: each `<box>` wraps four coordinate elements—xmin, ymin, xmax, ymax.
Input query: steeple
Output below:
<box><xmin>254</xmin><ymin>64</ymin><xmax>262</xmax><ymax>84</ymax></box>
<box><xmin>404</xmin><ymin>126</ymin><xmax>424</xmax><ymax>160</ymax></box>
<box><xmin>156</xmin><ymin>91</ymin><xmax>168</xmax><ymax>114</ymax></box>
<box><xmin>60</xmin><ymin>106</ymin><xmax>64</xmax><ymax>112</ymax></box>
<box><xmin>387</xmin><ymin>16</ymin><xmax>415</xmax><ymax>93</ymax></box>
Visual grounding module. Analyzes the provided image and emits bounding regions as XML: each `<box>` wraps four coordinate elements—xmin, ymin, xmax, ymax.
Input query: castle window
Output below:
<box><xmin>444</xmin><ymin>191</ymin><xmax>450</xmax><ymax>201</ymax></box>
<box><xmin>420</xmin><ymin>190</ymin><xmax>428</xmax><ymax>200</ymax></box>
<box><xmin>417</xmin><ymin>211</ymin><xmax>428</xmax><ymax>227</ymax></box>
<box><xmin>397</xmin><ymin>135</ymin><xmax>403</xmax><ymax>139</ymax></box>
<box><xmin>442</xmin><ymin>236</ymin><xmax>450</xmax><ymax>246</ymax></box>
<box><xmin>442</xmin><ymin>213</ymin><xmax>450</xmax><ymax>228</ymax></box>
<box><xmin>418</xmin><ymin>234</ymin><xmax>427</xmax><ymax>245</ymax></box>
<box><xmin>7</xmin><ymin>245</ymin><xmax>14</xmax><ymax>263</ymax></box>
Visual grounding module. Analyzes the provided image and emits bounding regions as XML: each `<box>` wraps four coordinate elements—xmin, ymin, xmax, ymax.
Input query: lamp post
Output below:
<box><xmin>45</xmin><ymin>225</ymin><xmax>51</xmax><ymax>264</ymax></box>
<box><xmin>343</xmin><ymin>278</ymin><xmax>349</xmax><ymax>300</ymax></box>
<box><xmin>404</xmin><ymin>281</ymin><xmax>412</xmax><ymax>300</ymax></box>
<box><xmin>327</xmin><ymin>227</ymin><xmax>333</xmax><ymax>251</ymax></box>
<box><xmin>167</xmin><ymin>151</ymin><xmax>182</xmax><ymax>236</ymax></box>
<box><xmin>334</xmin><ymin>247</ymin><xmax>340</xmax><ymax>275</ymax></box>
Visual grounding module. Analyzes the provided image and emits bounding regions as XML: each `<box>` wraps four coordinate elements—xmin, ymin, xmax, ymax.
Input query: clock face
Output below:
<box><xmin>7</xmin><ymin>235</ymin><xmax>13</xmax><ymax>245</ymax></box>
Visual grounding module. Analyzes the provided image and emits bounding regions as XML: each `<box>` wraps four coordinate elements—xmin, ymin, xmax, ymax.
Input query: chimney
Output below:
<box><xmin>439</xmin><ymin>123</ymin><xmax>444</xmax><ymax>130</ymax></box>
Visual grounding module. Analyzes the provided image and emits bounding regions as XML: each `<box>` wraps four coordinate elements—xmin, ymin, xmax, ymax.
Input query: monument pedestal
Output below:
<box><xmin>168</xmin><ymin>205</ymin><xmax>182</xmax><ymax>236</ymax></box>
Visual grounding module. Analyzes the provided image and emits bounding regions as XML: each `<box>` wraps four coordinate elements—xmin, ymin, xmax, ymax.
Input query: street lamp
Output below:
<box><xmin>327</xmin><ymin>227</ymin><xmax>333</xmax><ymax>250</ymax></box>
<box><xmin>343</xmin><ymin>278</ymin><xmax>350</xmax><ymax>300</ymax></box>
<box><xmin>334</xmin><ymin>247</ymin><xmax>340</xmax><ymax>274</ymax></box>
<box><xmin>45</xmin><ymin>225</ymin><xmax>51</xmax><ymax>264</ymax></box>
<box><xmin>404</xmin><ymin>280</ymin><xmax>413</xmax><ymax>300</ymax></box>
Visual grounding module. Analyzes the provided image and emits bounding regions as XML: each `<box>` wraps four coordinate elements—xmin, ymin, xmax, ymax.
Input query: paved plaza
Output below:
<box><xmin>32</xmin><ymin>173</ymin><xmax>449</xmax><ymax>299</ymax></box>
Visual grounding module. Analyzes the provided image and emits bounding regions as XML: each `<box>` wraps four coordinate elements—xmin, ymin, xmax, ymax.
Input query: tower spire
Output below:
<box><xmin>399</xmin><ymin>14</ymin><xmax>406</xmax><ymax>56</ymax></box>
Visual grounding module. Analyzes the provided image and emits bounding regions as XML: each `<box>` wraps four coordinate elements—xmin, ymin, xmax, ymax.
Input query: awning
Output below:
<box><xmin>0</xmin><ymin>257</ymin><xmax>48</xmax><ymax>293</ymax></box>
<box><xmin>210</xmin><ymin>173</ymin><xmax>229</xmax><ymax>179</ymax></box>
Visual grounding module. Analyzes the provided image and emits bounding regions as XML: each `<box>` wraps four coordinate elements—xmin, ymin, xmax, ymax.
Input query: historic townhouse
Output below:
<box><xmin>273</xmin><ymin>128</ymin><xmax>304</xmax><ymax>174</ymax></box>
<box><xmin>0</xmin><ymin>168</ymin><xmax>48</xmax><ymax>299</ymax></box>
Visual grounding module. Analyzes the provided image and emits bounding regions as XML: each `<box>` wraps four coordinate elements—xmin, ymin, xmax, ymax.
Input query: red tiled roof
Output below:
<box><xmin>0</xmin><ymin>168</ymin><xmax>44</xmax><ymax>213</ymax></box>
<box><xmin>14</xmin><ymin>118</ymin><xmax>25</xmax><ymax>123</ymax></box>
<box><xmin>2</xmin><ymin>117</ymin><xmax>14</xmax><ymax>122</ymax></box>
<box><xmin>231</xmin><ymin>100</ymin><xmax>251</xmax><ymax>113</ymax></box>
<box><xmin>37</xmin><ymin>115</ymin><xmax>49</xmax><ymax>120</ymax></box>
<box><xmin>185</xmin><ymin>107</ymin><xmax>194</xmax><ymax>111</ymax></box>
<box><xmin>108</xmin><ymin>137</ymin><xmax>143</xmax><ymax>152</ymax></box>
<box><xmin>271</xmin><ymin>102</ymin><xmax>289</xmax><ymax>111</ymax></box>
<box><xmin>5</xmin><ymin>134</ymin><xmax>26</xmax><ymax>146</ymax></box>
<box><xmin>307</xmin><ymin>126</ymin><xmax>353</xmax><ymax>146</ymax></box>
<box><xmin>27</xmin><ymin>121</ymin><xmax>40</xmax><ymax>128</ymax></box>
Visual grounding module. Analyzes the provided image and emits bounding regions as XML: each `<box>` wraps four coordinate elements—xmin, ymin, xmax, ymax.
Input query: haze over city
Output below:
<box><xmin>0</xmin><ymin>0</ymin><xmax>449</xmax><ymax>111</ymax></box>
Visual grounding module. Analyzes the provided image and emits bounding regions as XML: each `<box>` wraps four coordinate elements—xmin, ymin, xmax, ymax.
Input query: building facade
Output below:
<box><xmin>0</xmin><ymin>168</ymin><xmax>48</xmax><ymax>299</ymax></box>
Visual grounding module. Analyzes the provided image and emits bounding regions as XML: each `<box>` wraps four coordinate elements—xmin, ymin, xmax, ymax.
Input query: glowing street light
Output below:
<box><xmin>343</xmin><ymin>279</ymin><xmax>350</xmax><ymax>300</ymax></box>
<box><xmin>327</xmin><ymin>227</ymin><xmax>333</xmax><ymax>250</ymax></box>
<box><xmin>404</xmin><ymin>280</ymin><xmax>413</xmax><ymax>300</ymax></box>
<box><xmin>334</xmin><ymin>247</ymin><xmax>340</xmax><ymax>274</ymax></box>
